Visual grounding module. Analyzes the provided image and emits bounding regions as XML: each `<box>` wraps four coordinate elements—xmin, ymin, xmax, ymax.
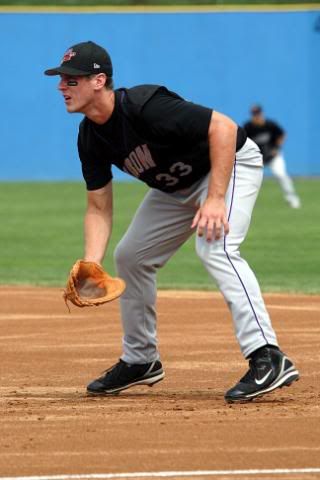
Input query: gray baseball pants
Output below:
<box><xmin>114</xmin><ymin>139</ymin><xmax>278</xmax><ymax>364</ymax></box>
<box><xmin>268</xmin><ymin>152</ymin><xmax>301</xmax><ymax>208</ymax></box>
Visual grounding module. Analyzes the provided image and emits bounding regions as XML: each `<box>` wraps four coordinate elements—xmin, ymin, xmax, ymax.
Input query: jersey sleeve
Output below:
<box><xmin>138</xmin><ymin>88</ymin><xmax>213</xmax><ymax>142</ymax></box>
<box><xmin>77</xmin><ymin>120</ymin><xmax>113</xmax><ymax>191</ymax></box>
<box><xmin>243</xmin><ymin>121</ymin><xmax>252</xmax><ymax>135</ymax></box>
<box><xmin>270</xmin><ymin>121</ymin><xmax>285</xmax><ymax>138</ymax></box>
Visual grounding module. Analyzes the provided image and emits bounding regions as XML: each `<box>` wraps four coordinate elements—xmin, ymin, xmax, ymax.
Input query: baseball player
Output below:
<box><xmin>244</xmin><ymin>105</ymin><xmax>301</xmax><ymax>209</ymax></box>
<box><xmin>45</xmin><ymin>41</ymin><xmax>299</xmax><ymax>403</ymax></box>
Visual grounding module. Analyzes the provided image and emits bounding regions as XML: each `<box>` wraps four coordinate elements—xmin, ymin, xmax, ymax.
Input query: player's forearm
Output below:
<box><xmin>83</xmin><ymin>182</ymin><xmax>113</xmax><ymax>265</ymax></box>
<box><xmin>84</xmin><ymin>209</ymin><xmax>112</xmax><ymax>264</ymax></box>
<box><xmin>275</xmin><ymin>134</ymin><xmax>286</xmax><ymax>147</ymax></box>
<box><xmin>207</xmin><ymin>111</ymin><xmax>237</xmax><ymax>199</ymax></box>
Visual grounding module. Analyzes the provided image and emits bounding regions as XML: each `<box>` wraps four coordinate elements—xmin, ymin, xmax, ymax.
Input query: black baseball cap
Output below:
<box><xmin>44</xmin><ymin>41</ymin><xmax>113</xmax><ymax>77</ymax></box>
<box><xmin>250</xmin><ymin>104</ymin><xmax>263</xmax><ymax>115</ymax></box>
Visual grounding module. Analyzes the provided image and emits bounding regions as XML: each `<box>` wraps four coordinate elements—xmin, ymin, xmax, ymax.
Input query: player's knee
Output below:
<box><xmin>195</xmin><ymin>238</ymin><xmax>223</xmax><ymax>263</ymax></box>
<box><xmin>195</xmin><ymin>240</ymin><xmax>206</xmax><ymax>262</ymax></box>
<box><xmin>114</xmin><ymin>240</ymin><xmax>137</xmax><ymax>270</ymax></box>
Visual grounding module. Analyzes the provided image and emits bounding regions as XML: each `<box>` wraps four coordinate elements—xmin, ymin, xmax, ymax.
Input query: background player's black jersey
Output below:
<box><xmin>243</xmin><ymin>119</ymin><xmax>284</xmax><ymax>165</ymax></box>
<box><xmin>78</xmin><ymin>85</ymin><xmax>247</xmax><ymax>193</ymax></box>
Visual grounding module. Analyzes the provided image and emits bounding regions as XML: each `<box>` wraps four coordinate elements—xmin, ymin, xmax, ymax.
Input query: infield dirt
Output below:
<box><xmin>0</xmin><ymin>287</ymin><xmax>319</xmax><ymax>479</ymax></box>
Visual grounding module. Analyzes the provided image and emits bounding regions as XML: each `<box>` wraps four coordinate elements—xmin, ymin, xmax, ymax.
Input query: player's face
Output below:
<box><xmin>251</xmin><ymin>112</ymin><xmax>264</xmax><ymax>125</ymax></box>
<box><xmin>58</xmin><ymin>75</ymin><xmax>95</xmax><ymax>113</ymax></box>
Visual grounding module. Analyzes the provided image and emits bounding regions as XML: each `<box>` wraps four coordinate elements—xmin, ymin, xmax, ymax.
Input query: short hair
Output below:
<box><xmin>87</xmin><ymin>73</ymin><xmax>114</xmax><ymax>90</ymax></box>
<box><xmin>250</xmin><ymin>104</ymin><xmax>263</xmax><ymax>115</ymax></box>
<box><xmin>105</xmin><ymin>75</ymin><xmax>114</xmax><ymax>90</ymax></box>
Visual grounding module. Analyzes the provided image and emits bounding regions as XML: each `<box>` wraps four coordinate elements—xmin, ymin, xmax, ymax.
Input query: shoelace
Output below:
<box><xmin>99</xmin><ymin>360</ymin><xmax>126</xmax><ymax>381</ymax></box>
<box><xmin>240</xmin><ymin>352</ymin><xmax>271</xmax><ymax>384</ymax></box>
<box><xmin>240</xmin><ymin>359</ymin><xmax>257</xmax><ymax>383</ymax></box>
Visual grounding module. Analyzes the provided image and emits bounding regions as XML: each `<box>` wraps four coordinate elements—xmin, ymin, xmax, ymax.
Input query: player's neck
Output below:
<box><xmin>84</xmin><ymin>89</ymin><xmax>115</xmax><ymax>125</ymax></box>
<box><xmin>254</xmin><ymin>117</ymin><xmax>265</xmax><ymax>126</ymax></box>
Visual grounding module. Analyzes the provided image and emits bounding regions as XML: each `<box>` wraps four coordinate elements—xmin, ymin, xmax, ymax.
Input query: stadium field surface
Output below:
<box><xmin>0</xmin><ymin>179</ymin><xmax>319</xmax><ymax>478</ymax></box>
<box><xmin>0</xmin><ymin>178</ymin><xmax>318</xmax><ymax>293</ymax></box>
<box><xmin>0</xmin><ymin>287</ymin><xmax>319</xmax><ymax>477</ymax></box>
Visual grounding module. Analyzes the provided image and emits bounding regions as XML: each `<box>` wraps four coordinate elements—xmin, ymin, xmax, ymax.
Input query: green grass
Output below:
<box><xmin>0</xmin><ymin>179</ymin><xmax>318</xmax><ymax>293</ymax></box>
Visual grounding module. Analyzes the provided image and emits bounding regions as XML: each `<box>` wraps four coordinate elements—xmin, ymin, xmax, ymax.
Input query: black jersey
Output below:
<box><xmin>243</xmin><ymin>119</ymin><xmax>284</xmax><ymax>165</ymax></box>
<box><xmin>78</xmin><ymin>85</ymin><xmax>247</xmax><ymax>193</ymax></box>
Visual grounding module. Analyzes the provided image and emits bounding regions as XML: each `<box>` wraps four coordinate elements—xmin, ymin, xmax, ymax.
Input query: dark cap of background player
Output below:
<box><xmin>44</xmin><ymin>41</ymin><xmax>113</xmax><ymax>77</ymax></box>
<box><xmin>250</xmin><ymin>104</ymin><xmax>263</xmax><ymax>116</ymax></box>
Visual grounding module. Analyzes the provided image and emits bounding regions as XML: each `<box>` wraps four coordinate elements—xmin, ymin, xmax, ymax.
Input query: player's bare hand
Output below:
<box><xmin>191</xmin><ymin>197</ymin><xmax>229</xmax><ymax>241</ymax></box>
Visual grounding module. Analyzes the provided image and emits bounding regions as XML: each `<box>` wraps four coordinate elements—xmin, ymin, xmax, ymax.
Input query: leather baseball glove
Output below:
<box><xmin>64</xmin><ymin>260</ymin><xmax>126</xmax><ymax>309</ymax></box>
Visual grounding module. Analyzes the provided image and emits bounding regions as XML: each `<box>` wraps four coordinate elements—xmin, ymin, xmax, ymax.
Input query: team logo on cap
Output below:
<box><xmin>61</xmin><ymin>48</ymin><xmax>76</xmax><ymax>64</ymax></box>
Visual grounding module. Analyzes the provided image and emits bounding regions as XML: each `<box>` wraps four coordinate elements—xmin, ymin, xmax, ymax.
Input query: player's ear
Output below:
<box><xmin>93</xmin><ymin>73</ymin><xmax>107</xmax><ymax>90</ymax></box>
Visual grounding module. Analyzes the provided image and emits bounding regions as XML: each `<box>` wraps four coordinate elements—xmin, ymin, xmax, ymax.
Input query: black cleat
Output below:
<box><xmin>87</xmin><ymin>359</ymin><xmax>165</xmax><ymax>395</ymax></box>
<box><xmin>225</xmin><ymin>346</ymin><xmax>299</xmax><ymax>403</ymax></box>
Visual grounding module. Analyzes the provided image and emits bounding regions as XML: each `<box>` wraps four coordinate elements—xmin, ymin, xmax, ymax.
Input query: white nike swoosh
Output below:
<box><xmin>255</xmin><ymin>369</ymin><xmax>273</xmax><ymax>385</ymax></box>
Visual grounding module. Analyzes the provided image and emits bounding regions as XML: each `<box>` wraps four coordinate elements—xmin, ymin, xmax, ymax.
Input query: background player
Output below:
<box><xmin>244</xmin><ymin>105</ymin><xmax>301</xmax><ymax>209</ymax></box>
<box><xmin>45</xmin><ymin>41</ymin><xmax>299</xmax><ymax>403</ymax></box>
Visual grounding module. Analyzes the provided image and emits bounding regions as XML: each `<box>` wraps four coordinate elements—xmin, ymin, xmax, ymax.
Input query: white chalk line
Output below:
<box><xmin>266</xmin><ymin>304</ymin><xmax>320</xmax><ymax>312</ymax></box>
<box><xmin>1</xmin><ymin>469</ymin><xmax>320</xmax><ymax>480</ymax></box>
<box><xmin>0</xmin><ymin>306</ymin><xmax>319</xmax><ymax>320</ymax></box>
<box><xmin>0</xmin><ymin>314</ymin><xmax>89</xmax><ymax>320</ymax></box>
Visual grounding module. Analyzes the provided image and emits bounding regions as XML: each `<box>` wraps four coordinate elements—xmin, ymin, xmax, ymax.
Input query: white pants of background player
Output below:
<box><xmin>115</xmin><ymin>138</ymin><xmax>278</xmax><ymax>365</ymax></box>
<box><xmin>268</xmin><ymin>152</ymin><xmax>301</xmax><ymax>208</ymax></box>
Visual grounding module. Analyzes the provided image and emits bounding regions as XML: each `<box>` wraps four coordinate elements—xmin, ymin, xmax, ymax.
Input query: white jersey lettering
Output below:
<box><xmin>155</xmin><ymin>173</ymin><xmax>179</xmax><ymax>187</ymax></box>
<box><xmin>123</xmin><ymin>158</ymin><xmax>139</xmax><ymax>177</ymax></box>
<box><xmin>129</xmin><ymin>151</ymin><xmax>144</xmax><ymax>174</ymax></box>
<box><xmin>123</xmin><ymin>144</ymin><xmax>156</xmax><ymax>178</ymax></box>
<box><xmin>136</xmin><ymin>144</ymin><xmax>156</xmax><ymax>169</ymax></box>
<box><xmin>170</xmin><ymin>162</ymin><xmax>192</xmax><ymax>177</ymax></box>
